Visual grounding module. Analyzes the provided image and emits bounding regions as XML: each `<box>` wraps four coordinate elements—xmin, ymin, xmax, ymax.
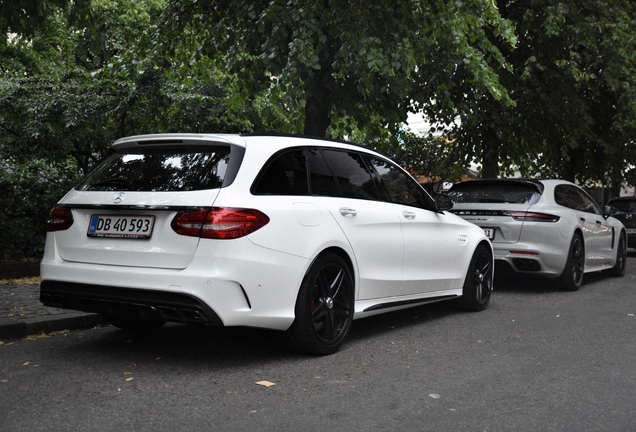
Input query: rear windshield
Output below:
<box><xmin>608</xmin><ymin>199</ymin><xmax>636</xmax><ymax>212</ymax></box>
<box><xmin>76</xmin><ymin>145</ymin><xmax>232</xmax><ymax>192</ymax></box>
<box><xmin>447</xmin><ymin>181</ymin><xmax>542</xmax><ymax>204</ymax></box>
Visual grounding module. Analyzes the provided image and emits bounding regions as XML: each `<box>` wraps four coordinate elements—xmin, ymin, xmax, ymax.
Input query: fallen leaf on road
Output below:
<box><xmin>256</xmin><ymin>381</ymin><xmax>276</xmax><ymax>387</ymax></box>
<box><xmin>49</xmin><ymin>330</ymin><xmax>70</xmax><ymax>336</ymax></box>
<box><xmin>24</xmin><ymin>333</ymin><xmax>49</xmax><ymax>341</ymax></box>
<box><xmin>23</xmin><ymin>362</ymin><xmax>30</xmax><ymax>366</ymax></box>
<box><xmin>125</xmin><ymin>377</ymin><xmax>134</xmax><ymax>382</ymax></box>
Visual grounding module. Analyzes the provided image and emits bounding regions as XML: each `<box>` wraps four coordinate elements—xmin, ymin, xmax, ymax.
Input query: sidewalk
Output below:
<box><xmin>0</xmin><ymin>283</ymin><xmax>105</xmax><ymax>340</ymax></box>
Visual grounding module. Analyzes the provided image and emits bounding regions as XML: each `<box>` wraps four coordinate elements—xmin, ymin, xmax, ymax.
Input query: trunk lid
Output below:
<box><xmin>447</xmin><ymin>179</ymin><xmax>544</xmax><ymax>244</ymax></box>
<box><xmin>50</xmin><ymin>135</ymin><xmax>244</xmax><ymax>269</ymax></box>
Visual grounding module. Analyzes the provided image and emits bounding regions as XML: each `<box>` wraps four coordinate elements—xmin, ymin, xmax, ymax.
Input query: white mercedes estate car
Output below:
<box><xmin>41</xmin><ymin>133</ymin><xmax>493</xmax><ymax>355</ymax></box>
<box><xmin>447</xmin><ymin>179</ymin><xmax>627</xmax><ymax>291</ymax></box>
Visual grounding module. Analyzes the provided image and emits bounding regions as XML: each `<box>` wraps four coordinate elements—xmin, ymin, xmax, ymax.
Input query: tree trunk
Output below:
<box><xmin>303</xmin><ymin>69</ymin><xmax>332</xmax><ymax>138</ymax></box>
<box><xmin>481</xmin><ymin>131</ymin><xmax>500</xmax><ymax>179</ymax></box>
<box><xmin>561</xmin><ymin>146</ymin><xmax>578</xmax><ymax>183</ymax></box>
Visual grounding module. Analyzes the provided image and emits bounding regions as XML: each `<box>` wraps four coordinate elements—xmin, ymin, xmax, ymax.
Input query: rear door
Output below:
<box><xmin>554</xmin><ymin>185</ymin><xmax>614</xmax><ymax>267</ymax></box>
<box><xmin>311</xmin><ymin>149</ymin><xmax>404</xmax><ymax>300</ymax></box>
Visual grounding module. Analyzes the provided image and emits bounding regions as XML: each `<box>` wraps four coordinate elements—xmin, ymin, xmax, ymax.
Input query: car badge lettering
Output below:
<box><xmin>114</xmin><ymin>192</ymin><xmax>125</xmax><ymax>204</ymax></box>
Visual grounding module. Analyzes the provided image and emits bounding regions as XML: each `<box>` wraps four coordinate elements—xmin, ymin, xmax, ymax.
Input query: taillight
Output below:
<box><xmin>46</xmin><ymin>205</ymin><xmax>74</xmax><ymax>231</ymax></box>
<box><xmin>171</xmin><ymin>207</ymin><xmax>270</xmax><ymax>239</ymax></box>
<box><xmin>510</xmin><ymin>212</ymin><xmax>560</xmax><ymax>222</ymax></box>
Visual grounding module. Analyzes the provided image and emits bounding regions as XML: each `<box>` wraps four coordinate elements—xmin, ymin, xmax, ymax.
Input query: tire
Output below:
<box><xmin>102</xmin><ymin>313</ymin><xmax>166</xmax><ymax>331</ymax></box>
<box><xmin>287</xmin><ymin>252</ymin><xmax>354</xmax><ymax>355</ymax></box>
<box><xmin>456</xmin><ymin>243</ymin><xmax>493</xmax><ymax>312</ymax></box>
<box><xmin>558</xmin><ymin>233</ymin><xmax>585</xmax><ymax>291</ymax></box>
<box><xmin>607</xmin><ymin>230</ymin><xmax>627</xmax><ymax>277</ymax></box>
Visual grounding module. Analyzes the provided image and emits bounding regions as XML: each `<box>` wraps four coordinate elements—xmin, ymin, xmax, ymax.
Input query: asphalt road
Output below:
<box><xmin>2</xmin><ymin>256</ymin><xmax>636</xmax><ymax>432</ymax></box>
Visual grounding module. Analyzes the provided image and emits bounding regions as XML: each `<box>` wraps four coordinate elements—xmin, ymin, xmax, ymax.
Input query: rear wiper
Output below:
<box><xmin>89</xmin><ymin>177</ymin><xmax>131</xmax><ymax>189</ymax></box>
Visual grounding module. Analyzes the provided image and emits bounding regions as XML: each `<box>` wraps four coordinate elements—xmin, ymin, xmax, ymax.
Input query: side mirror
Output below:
<box><xmin>436</xmin><ymin>194</ymin><xmax>454</xmax><ymax>211</ymax></box>
<box><xmin>603</xmin><ymin>205</ymin><xmax>617</xmax><ymax>219</ymax></box>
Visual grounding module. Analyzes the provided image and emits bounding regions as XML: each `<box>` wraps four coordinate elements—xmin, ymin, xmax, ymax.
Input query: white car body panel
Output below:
<box><xmin>41</xmin><ymin>133</ymin><xmax>493</xmax><ymax>336</ymax></box>
<box><xmin>397</xmin><ymin>204</ymin><xmax>466</xmax><ymax>294</ymax></box>
<box><xmin>315</xmin><ymin>196</ymin><xmax>405</xmax><ymax>300</ymax></box>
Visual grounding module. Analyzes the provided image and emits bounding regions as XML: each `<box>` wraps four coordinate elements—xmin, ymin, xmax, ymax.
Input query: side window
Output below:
<box><xmin>320</xmin><ymin>150</ymin><xmax>380</xmax><ymax>200</ymax></box>
<box><xmin>251</xmin><ymin>149</ymin><xmax>308</xmax><ymax>195</ymax></box>
<box><xmin>306</xmin><ymin>149</ymin><xmax>340</xmax><ymax>197</ymax></box>
<box><xmin>367</xmin><ymin>156</ymin><xmax>434</xmax><ymax>210</ymax></box>
<box><xmin>575</xmin><ymin>188</ymin><xmax>602</xmax><ymax>214</ymax></box>
<box><xmin>554</xmin><ymin>185</ymin><xmax>601</xmax><ymax>214</ymax></box>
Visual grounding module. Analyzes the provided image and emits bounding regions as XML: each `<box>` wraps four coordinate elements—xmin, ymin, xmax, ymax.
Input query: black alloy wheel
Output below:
<box><xmin>559</xmin><ymin>233</ymin><xmax>585</xmax><ymax>291</ymax></box>
<box><xmin>288</xmin><ymin>252</ymin><xmax>354</xmax><ymax>355</ymax></box>
<box><xmin>607</xmin><ymin>230</ymin><xmax>627</xmax><ymax>277</ymax></box>
<box><xmin>456</xmin><ymin>243</ymin><xmax>493</xmax><ymax>311</ymax></box>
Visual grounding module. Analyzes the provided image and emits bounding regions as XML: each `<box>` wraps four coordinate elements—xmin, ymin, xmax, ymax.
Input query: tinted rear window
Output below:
<box><xmin>251</xmin><ymin>149</ymin><xmax>309</xmax><ymax>195</ymax></box>
<box><xmin>608</xmin><ymin>199</ymin><xmax>636</xmax><ymax>212</ymax></box>
<box><xmin>76</xmin><ymin>146</ymin><xmax>232</xmax><ymax>192</ymax></box>
<box><xmin>251</xmin><ymin>147</ymin><xmax>380</xmax><ymax>199</ymax></box>
<box><xmin>320</xmin><ymin>149</ymin><xmax>380</xmax><ymax>200</ymax></box>
<box><xmin>448</xmin><ymin>181</ymin><xmax>542</xmax><ymax>204</ymax></box>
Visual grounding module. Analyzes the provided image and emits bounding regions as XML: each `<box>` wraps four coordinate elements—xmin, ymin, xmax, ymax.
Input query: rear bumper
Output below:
<box><xmin>40</xmin><ymin>280</ymin><xmax>223</xmax><ymax>326</ymax></box>
<box><xmin>492</xmin><ymin>244</ymin><xmax>566</xmax><ymax>278</ymax></box>
<box><xmin>40</xmin><ymin>236</ymin><xmax>311</xmax><ymax>330</ymax></box>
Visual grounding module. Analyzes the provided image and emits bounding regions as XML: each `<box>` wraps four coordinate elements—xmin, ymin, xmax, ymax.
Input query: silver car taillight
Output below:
<box><xmin>510</xmin><ymin>212</ymin><xmax>560</xmax><ymax>222</ymax></box>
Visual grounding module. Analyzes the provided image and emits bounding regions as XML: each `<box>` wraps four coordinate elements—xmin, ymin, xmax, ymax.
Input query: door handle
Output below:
<box><xmin>402</xmin><ymin>211</ymin><xmax>416</xmax><ymax>219</ymax></box>
<box><xmin>339</xmin><ymin>207</ymin><xmax>357</xmax><ymax>217</ymax></box>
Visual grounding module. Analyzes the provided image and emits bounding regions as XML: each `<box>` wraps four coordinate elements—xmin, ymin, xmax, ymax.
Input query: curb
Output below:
<box><xmin>0</xmin><ymin>312</ymin><xmax>106</xmax><ymax>340</ymax></box>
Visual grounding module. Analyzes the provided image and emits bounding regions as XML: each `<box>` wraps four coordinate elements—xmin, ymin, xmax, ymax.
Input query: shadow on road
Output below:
<box><xmin>58</xmin><ymin>302</ymin><xmax>461</xmax><ymax>365</ymax></box>
<box><xmin>494</xmin><ymin>251</ymin><xmax>635</xmax><ymax>293</ymax></box>
<box><xmin>55</xmin><ymin>254</ymin><xmax>636</xmax><ymax>364</ymax></box>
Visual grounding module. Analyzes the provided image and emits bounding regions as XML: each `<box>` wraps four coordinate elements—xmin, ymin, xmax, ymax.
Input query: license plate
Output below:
<box><xmin>482</xmin><ymin>227</ymin><xmax>495</xmax><ymax>240</ymax></box>
<box><xmin>627</xmin><ymin>228</ymin><xmax>636</xmax><ymax>234</ymax></box>
<box><xmin>87</xmin><ymin>215</ymin><xmax>155</xmax><ymax>239</ymax></box>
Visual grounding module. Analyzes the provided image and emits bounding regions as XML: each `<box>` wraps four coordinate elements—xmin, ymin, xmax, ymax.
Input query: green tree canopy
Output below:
<box><xmin>159</xmin><ymin>0</ymin><xmax>517</xmax><ymax>138</ymax></box>
<box><xmin>451</xmin><ymin>0</ymin><xmax>636</xmax><ymax>186</ymax></box>
<box><xmin>0</xmin><ymin>0</ymin><xmax>291</xmax><ymax>259</ymax></box>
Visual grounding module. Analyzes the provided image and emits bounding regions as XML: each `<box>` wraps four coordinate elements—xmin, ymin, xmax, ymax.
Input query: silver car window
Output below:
<box><xmin>447</xmin><ymin>182</ymin><xmax>542</xmax><ymax>204</ymax></box>
<box><xmin>554</xmin><ymin>185</ymin><xmax>602</xmax><ymax>215</ymax></box>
